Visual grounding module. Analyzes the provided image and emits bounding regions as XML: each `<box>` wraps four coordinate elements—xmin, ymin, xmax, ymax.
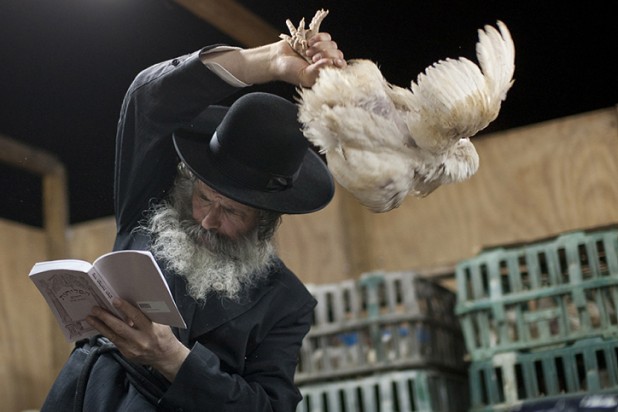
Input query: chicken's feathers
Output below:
<box><xmin>285</xmin><ymin>11</ymin><xmax>515</xmax><ymax>212</ymax></box>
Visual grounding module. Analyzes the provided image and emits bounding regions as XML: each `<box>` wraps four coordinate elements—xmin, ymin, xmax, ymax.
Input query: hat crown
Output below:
<box><xmin>213</xmin><ymin>93</ymin><xmax>308</xmax><ymax>182</ymax></box>
<box><xmin>173</xmin><ymin>92</ymin><xmax>334</xmax><ymax>214</ymax></box>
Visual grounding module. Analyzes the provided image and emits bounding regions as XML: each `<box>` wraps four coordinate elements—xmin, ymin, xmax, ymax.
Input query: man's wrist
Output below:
<box><xmin>199</xmin><ymin>43</ymin><xmax>277</xmax><ymax>85</ymax></box>
<box><xmin>154</xmin><ymin>343</ymin><xmax>191</xmax><ymax>382</ymax></box>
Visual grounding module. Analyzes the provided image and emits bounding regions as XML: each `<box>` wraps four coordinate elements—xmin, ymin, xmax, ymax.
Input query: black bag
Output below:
<box><xmin>41</xmin><ymin>336</ymin><xmax>170</xmax><ymax>412</ymax></box>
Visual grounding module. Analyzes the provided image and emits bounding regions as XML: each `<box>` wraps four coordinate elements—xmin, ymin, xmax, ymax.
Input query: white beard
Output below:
<box><xmin>144</xmin><ymin>203</ymin><xmax>276</xmax><ymax>302</ymax></box>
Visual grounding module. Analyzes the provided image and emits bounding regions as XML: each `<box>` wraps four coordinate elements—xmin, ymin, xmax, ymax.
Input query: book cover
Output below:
<box><xmin>29</xmin><ymin>250</ymin><xmax>186</xmax><ymax>342</ymax></box>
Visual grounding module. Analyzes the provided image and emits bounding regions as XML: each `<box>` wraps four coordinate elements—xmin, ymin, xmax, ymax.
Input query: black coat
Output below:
<box><xmin>42</xmin><ymin>47</ymin><xmax>316</xmax><ymax>412</ymax></box>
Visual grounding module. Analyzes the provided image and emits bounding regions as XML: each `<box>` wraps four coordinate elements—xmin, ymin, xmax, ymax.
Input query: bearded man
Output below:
<box><xmin>146</xmin><ymin>161</ymin><xmax>282</xmax><ymax>304</ymax></box>
<box><xmin>41</xmin><ymin>30</ymin><xmax>346</xmax><ymax>411</ymax></box>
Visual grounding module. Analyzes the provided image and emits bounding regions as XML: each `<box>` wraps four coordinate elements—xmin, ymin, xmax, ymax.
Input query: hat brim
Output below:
<box><xmin>172</xmin><ymin>106</ymin><xmax>334</xmax><ymax>214</ymax></box>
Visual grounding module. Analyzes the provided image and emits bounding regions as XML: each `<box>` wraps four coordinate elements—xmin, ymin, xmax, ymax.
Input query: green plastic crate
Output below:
<box><xmin>296</xmin><ymin>271</ymin><xmax>466</xmax><ymax>384</ymax></box>
<box><xmin>468</xmin><ymin>337</ymin><xmax>618</xmax><ymax>411</ymax></box>
<box><xmin>296</xmin><ymin>368</ymin><xmax>469</xmax><ymax>412</ymax></box>
<box><xmin>455</xmin><ymin>229</ymin><xmax>618</xmax><ymax>361</ymax></box>
<box><xmin>509</xmin><ymin>392</ymin><xmax>618</xmax><ymax>412</ymax></box>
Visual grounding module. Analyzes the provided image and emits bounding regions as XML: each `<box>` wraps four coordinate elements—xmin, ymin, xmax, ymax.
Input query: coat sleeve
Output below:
<box><xmin>113</xmin><ymin>46</ymin><xmax>241</xmax><ymax>245</ymax></box>
<box><xmin>158</xmin><ymin>299</ymin><xmax>316</xmax><ymax>411</ymax></box>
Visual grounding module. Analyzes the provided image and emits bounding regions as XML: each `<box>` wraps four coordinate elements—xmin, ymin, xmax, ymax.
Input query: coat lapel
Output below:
<box><xmin>168</xmin><ymin>269</ymin><xmax>277</xmax><ymax>344</ymax></box>
<box><xmin>189</xmin><ymin>276</ymin><xmax>276</xmax><ymax>340</ymax></box>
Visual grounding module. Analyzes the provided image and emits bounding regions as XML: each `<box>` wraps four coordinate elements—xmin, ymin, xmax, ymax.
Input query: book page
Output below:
<box><xmin>93</xmin><ymin>250</ymin><xmax>186</xmax><ymax>328</ymax></box>
<box><xmin>29</xmin><ymin>259</ymin><xmax>92</xmax><ymax>275</ymax></box>
<box><xmin>29</xmin><ymin>267</ymin><xmax>114</xmax><ymax>342</ymax></box>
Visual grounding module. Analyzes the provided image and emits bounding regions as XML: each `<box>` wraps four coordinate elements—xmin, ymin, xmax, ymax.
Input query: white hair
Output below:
<box><xmin>141</xmin><ymin>167</ymin><xmax>280</xmax><ymax>302</ymax></box>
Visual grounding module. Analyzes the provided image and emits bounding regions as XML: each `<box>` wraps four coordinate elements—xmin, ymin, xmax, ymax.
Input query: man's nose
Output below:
<box><xmin>200</xmin><ymin>205</ymin><xmax>222</xmax><ymax>230</ymax></box>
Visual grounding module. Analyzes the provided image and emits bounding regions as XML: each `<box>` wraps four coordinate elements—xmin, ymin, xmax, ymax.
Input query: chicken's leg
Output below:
<box><xmin>279</xmin><ymin>9</ymin><xmax>329</xmax><ymax>62</ymax></box>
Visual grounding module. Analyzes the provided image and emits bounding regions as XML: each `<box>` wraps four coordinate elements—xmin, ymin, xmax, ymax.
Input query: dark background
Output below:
<box><xmin>1</xmin><ymin>0</ymin><xmax>616</xmax><ymax>227</ymax></box>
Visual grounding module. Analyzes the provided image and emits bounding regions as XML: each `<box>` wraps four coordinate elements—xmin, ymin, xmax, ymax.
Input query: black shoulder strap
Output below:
<box><xmin>73</xmin><ymin>336</ymin><xmax>170</xmax><ymax>412</ymax></box>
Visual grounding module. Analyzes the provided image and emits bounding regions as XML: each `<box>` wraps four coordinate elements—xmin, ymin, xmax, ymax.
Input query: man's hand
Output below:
<box><xmin>272</xmin><ymin>32</ymin><xmax>346</xmax><ymax>88</ymax></box>
<box><xmin>87</xmin><ymin>298</ymin><xmax>190</xmax><ymax>382</ymax></box>
<box><xmin>202</xmin><ymin>28</ymin><xmax>345</xmax><ymax>88</ymax></box>
<box><xmin>274</xmin><ymin>9</ymin><xmax>345</xmax><ymax>87</ymax></box>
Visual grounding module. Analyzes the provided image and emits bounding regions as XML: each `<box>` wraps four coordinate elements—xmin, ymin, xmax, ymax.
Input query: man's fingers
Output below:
<box><xmin>308</xmin><ymin>32</ymin><xmax>331</xmax><ymax>45</ymax></box>
<box><xmin>306</xmin><ymin>35</ymin><xmax>345</xmax><ymax>68</ymax></box>
<box><xmin>87</xmin><ymin>301</ymin><xmax>146</xmax><ymax>343</ymax></box>
<box><xmin>306</xmin><ymin>40</ymin><xmax>339</xmax><ymax>59</ymax></box>
<box><xmin>112</xmin><ymin>298</ymin><xmax>150</xmax><ymax>329</ymax></box>
<box><xmin>86</xmin><ymin>312</ymin><xmax>119</xmax><ymax>341</ymax></box>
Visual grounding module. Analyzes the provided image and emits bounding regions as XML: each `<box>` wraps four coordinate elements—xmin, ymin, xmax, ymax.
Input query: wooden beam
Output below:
<box><xmin>42</xmin><ymin>167</ymin><xmax>69</xmax><ymax>260</ymax></box>
<box><xmin>173</xmin><ymin>0</ymin><xmax>281</xmax><ymax>47</ymax></box>
<box><xmin>0</xmin><ymin>133</ymin><xmax>61</xmax><ymax>176</ymax></box>
<box><xmin>42</xmin><ymin>168</ymin><xmax>73</xmax><ymax>372</ymax></box>
<box><xmin>0</xmin><ymin>135</ymin><xmax>69</xmax><ymax>259</ymax></box>
<box><xmin>0</xmin><ymin>133</ymin><xmax>70</xmax><ymax>372</ymax></box>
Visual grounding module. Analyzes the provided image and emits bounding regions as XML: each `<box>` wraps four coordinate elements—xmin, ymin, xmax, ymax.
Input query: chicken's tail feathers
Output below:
<box><xmin>403</xmin><ymin>21</ymin><xmax>515</xmax><ymax>150</ymax></box>
<box><xmin>477</xmin><ymin>20</ymin><xmax>516</xmax><ymax>102</ymax></box>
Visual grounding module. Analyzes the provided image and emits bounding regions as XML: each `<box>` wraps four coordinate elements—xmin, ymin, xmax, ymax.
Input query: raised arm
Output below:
<box><xmin>202</xmin><ymin>34</ymin><xmax>346</xmax><ymax>87</ymax></box>
<box><xmin>114</xmin><ymin>32</ymin><xmax>345</xmax><ymax>241</ymax></box>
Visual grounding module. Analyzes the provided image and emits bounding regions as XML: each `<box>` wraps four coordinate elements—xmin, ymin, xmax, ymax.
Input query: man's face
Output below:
<box><xmin>147</xmin><ymin>177</ymin><xmax>274</xmax><ymax>301</ymax></box>
<box><xmin>191</xmin><ymin>180</ymin><xmax>259</xmax><ymax>242</ymax></box>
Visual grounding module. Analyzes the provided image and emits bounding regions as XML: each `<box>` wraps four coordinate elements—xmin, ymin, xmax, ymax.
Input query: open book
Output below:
<box><xmin>29</xmin><ymin>250</ymin><xmax>186</xmax><ymax>342</ymax></box>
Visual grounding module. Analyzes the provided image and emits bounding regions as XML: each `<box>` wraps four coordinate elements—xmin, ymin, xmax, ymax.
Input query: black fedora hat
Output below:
<box><xmin>172</xmin><ymin>92</ymin><xmax>334</xmax><ymax>214</ymax></box>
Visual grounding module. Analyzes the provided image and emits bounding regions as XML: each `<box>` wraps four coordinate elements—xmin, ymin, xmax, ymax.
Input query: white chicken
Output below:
<box><xmin>281</xmin><ymin>10</ymin><xmax>515</xmax><ymax>212</ymax></box>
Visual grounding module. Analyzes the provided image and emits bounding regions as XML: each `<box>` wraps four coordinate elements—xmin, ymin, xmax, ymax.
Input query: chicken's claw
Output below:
<box><xmin>280</xmin><ymin>9</ymin><xmax>329</xmax><ymax>63</ymax></box>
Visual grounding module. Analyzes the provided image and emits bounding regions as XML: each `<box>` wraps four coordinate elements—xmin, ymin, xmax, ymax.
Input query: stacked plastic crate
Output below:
<box><xmin>295</xmin><ymin>270</ymin><xmax>470</xmax><ymax>412</ymax></box>
<box><xmin>455</xmin><ymin>227</ymin><xmax>618</xmax><ymax>411</ymax></box>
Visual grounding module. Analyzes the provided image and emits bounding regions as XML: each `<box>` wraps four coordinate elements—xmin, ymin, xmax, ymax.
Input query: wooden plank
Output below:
<box><xmin>172</xmin><ymin>0</ymin><xmax>280</xmax><ymax>47</ymax></box>
<box><xmin>0</xmin><ymin>134</ymin><xmax>71</xmax><ymax>403</ymax></box>
<box><xmin>0</xmin><ymin>219</ymin><xmax>65</xmax><ymax>411</ymax></box>
<box><xmin>0</xmin><ymin>133</ymin><xmax>60</xmax><ymax>175</ymax></box>
<box><xmin>0</xmin><ymin>217</ymin><xmax>116</xmax><ymax>412</ymax></box>
<box><xmin>337</xmin><ymin>186</ymin><xmax>374</xmax><ymax>278</ymax></box>
<box><xmin>276</xmin><ymin>187</ymin><xmax>350</xmax><ymax>284</ymax></box>
<box><xmin>69</xmin><ymin>216</ymin><xmax>117</xmax><ymax>261</ymax></box>
<box><xmin>42</xmin><ymin>169</ymin><xmax>72</xmax><ymax>373</ymax></box>
<box><xmin>369</xmin><ymin>106</ymin><xmax>618</xmax><ymax>271</ymax></box>
<box><xmin>43</xmin><ymin>168</ymin><xmax>68</xmax><ymax>258</ymax></box>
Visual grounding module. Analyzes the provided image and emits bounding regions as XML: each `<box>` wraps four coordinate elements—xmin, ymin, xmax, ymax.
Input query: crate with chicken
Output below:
<box><xmin>296</xmin><ymin>270</ymin><xmax>467</xmax><ymax>384</ymax></box>
<box><xmin>455</xmin><ymin>227</ymin><xmax>618</xmax><ymax>362</ymax></box>
<box><xmin>468</xmin><ymin>336</ymin><xmax>618</xmax><ymax>411</ymax></box>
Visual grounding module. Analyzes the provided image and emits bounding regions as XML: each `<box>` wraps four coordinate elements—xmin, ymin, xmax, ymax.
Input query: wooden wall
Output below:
<box><xmin>0</xmin><ymin>217</ymin><xmax>117</xmax><ymax>412</ymax></box>
<box><xmin>278</xmin><ymin>106</ymin><xmax>618</xmax><ymax>283</ymax></box>
<box><xmin>1</xmin><ymin>106</ymin><xmax>616</xmax><ymax>411</ymax></box>
<box><xmin>0</xmin><ymin>219</ymin><xmax>54</xmax><ymax>412</ymax></box>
